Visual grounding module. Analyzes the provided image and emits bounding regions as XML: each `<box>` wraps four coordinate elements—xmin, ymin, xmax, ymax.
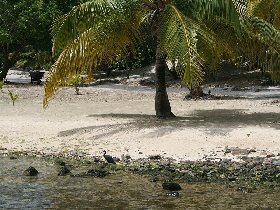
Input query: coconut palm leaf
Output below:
<box><xmin>160</xmin><ymin>4</ymin><xmax>214</xmax><ymax>87</ymax></box>
<box><xmin>44</xmin><ymin>0</ymin><xmax>280</xmax><ymax>116</ymax></box>
<box><xmin>44</xmin><ymin>0</ymin><xmax>145</xmax><ymax>107</ymax></box>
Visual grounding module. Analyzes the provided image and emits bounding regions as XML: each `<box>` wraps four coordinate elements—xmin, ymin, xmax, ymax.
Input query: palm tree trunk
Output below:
<box><xmin>155</xmin><ymin>45</ymin><xmax>175</xmax><ymax>118</ymax></box>
<box><xmin>0</xmin><ymin>44</ymin><xmax>10</xmax><ymax>81</ymax></box>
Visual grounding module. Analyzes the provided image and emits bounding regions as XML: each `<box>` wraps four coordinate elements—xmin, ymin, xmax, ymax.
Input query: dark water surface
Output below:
<box><xmin>0</xmin><ymin>156</ymin><xmax>279</xmax><ymax>209</ymax></box>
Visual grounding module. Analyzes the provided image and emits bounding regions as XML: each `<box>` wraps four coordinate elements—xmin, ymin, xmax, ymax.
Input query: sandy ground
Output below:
<box><xmin>0</xmin><ymin>84</ymin><xmax>280</xmax><ymax>161</ymax></box>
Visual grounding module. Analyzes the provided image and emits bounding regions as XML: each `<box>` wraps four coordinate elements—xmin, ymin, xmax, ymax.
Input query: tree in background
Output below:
<box><xmin>202</xmin><ymin>0</ymin><xmax>280</xmax><ymax>83</ymax></box>
<box><xmin>0</xmin><ymin>0</ymin><xmax>81</xmax><ymax>81</ymax></box>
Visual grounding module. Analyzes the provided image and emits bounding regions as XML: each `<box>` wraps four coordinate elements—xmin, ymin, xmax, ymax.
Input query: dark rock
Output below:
<box><xmin>55</xmin><ymin>159</ymin><xmax>66</xmax><ymax>166</ymax></box>
<box><xmin>151</xmin><ymin>176</ymin><xmax>159</xmax><ymax>182</ymax></box>
<box><xmin>93</xmin><ymin>157</ymin><xmax>100</xmax><ymax>162</ymax></box>
<box><xmin>162</xmin><ymin>182</ymin><xmax>182</xmax><ymax>191</ymax></box>
<box><xmin>249</xmin><ymin>149</ymin><xmax>257</xmax><ymax>153</ymax></box>
<box><xmin>260</xmin><ymin>151</ymin><xmax>275</xmax><ymax>158</ymax></box>
<box><xmin>125</xmin><ymin>154</ymin><xmax>132</xmax><ymax>160</ymax></box>
<box><xmin>231</xmin><ymin>86</ymin><xmax>241</xmax><ymax>91</ymax></box>
<box><xmin>9</xmin><ymin>156</ymin><xmax>17</xmax><ymax>160</ymax></box>
<box><xmin>149</xmin><ymin>155</ymin><xmax>162</xmax><ymax>160</ymax></box>
<box><xmin>228</xmin><ymin>177</ymin><xmax>237</xmax><ymax>182</ymax></box>
<box><xmin>166</xmin><ymin>192</ymin><xmax>180</xmax><ymax>197</ymax></box>
<box><xmin>58</xmin><ymin>166</ymin><xmax>71</xmax><ymax>176</ymax></box>
<box><xmin>86</xmin><ymin>169</ymin><xmax>108</xmax><ymax>178</ymax></box>
<box><xmin>237</xmin><ymin>187</ymin><xmax>254</xmax><ymax>193</ymax></box>
<box><xmin>266</xmin><ymin>153</ymin><xmax>275</xmax><ymax>158</ymax></box>
<box><xmin>224</xmin><ymin>148</ymin><xmax>231</xmax><ymax>154</ymax></box>
<box><xmin>23</xmin><ymin>166</ymin><xmax>39</xmax><ymax>176</ymax></box>
<box><xmin>71</xmin><ymin>168</ymin><xmax>109</xmax><ymax>178</ymax></box>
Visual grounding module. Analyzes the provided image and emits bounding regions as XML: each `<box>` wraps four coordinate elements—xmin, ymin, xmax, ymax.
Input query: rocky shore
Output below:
<box><xmin>1</xmin><ymin>148</ymin><xmax>279</xmax><ymax>192</ymax></box>
<box><xmin>1</xmin><ymin>83</ymin><xmax>280</xmax><ymax>194</ymax></box>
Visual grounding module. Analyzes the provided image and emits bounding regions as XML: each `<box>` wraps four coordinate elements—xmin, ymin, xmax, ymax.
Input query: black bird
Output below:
<box><xmin>103</xmin><ymin>150</ymin><xmax>116</xmax><ymax>164</ymax></box>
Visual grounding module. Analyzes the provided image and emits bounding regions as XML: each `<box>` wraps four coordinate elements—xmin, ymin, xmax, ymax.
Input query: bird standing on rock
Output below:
<box><xmin>103</xmin><ymin>150</ymin><xmax>116</xmax><ymax>164</ymax></box>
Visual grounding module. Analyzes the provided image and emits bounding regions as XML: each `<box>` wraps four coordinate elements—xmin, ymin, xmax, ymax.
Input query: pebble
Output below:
<box><xmin>166</xmin><ymin>192</ymin><xmax>179</xmax><ymax>197</ymax></box>
<box><xmin>58</xmin><ymin>166</ymin><xmax>71</xmax><ymax>176</ymax></box>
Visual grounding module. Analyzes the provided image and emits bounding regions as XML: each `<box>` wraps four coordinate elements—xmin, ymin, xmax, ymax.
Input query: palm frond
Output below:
<box><xmin>161</xmin><ymin>4</ymin><xmax>211</xmax><ymax>87</ymax></box>
<box><xmin>51</xmin><ymin>0</ymin><xmax>113</xmax><ymax>55</ymax></box>
<box><xmin>44</xmin><ymin>0</ymin><xmax>145</xmax><ymax>107</ymax></box>
<box><xmin>248</xmin><ymin>17</ymin><xmax>280</xmax><ymax>53</ymax></box>
<box><xmin>175</xmin><ymin>0</ymin><xmax>243</xmax><ymax>27</ymax></box>
<box><xmin>51</xmin><ymin>0</ymin><xmax>145</xmax><ymax>56</ymax></box>
<box><xmin>250</xmin><ymin>0</ymin><xmax>280</xmax><ymax>29</ymax></box>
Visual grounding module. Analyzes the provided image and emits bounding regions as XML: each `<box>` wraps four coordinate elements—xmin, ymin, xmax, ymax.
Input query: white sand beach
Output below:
<box><xmin>0</xmin><ymin>84</ymin><xmax>280</xmax><ymax>161</ymax></box>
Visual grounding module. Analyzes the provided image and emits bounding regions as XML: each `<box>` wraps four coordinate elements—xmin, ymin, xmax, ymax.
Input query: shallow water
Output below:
<box><xmin>0</xmin><ymin>156</ymin><xmax>280</xmax><ymax>209</ymax></box>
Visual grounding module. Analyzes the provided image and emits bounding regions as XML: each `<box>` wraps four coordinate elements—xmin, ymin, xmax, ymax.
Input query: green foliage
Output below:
<box><xmin>69</xmin><ymin>74</ymin><xmax>84</xmax><ymax>95</ymax></box>
<box><xmin>43</xmin><ymin>0</ymin><xmax>280</xmax><ymax>106</ymax></box>
<box><xmin>8</xmin><ymin>90</ymin><xmax>18</xmax><ymax>106</ymax></box>
<box><xmin>0</xmin><ymin>0</ymin><xmax>81</xmax><ymax>78</ymax></box>
<box><xmin>44</xmin><ymin>0</ymin><xmax>244</xmax><ymax>106</ymax></box>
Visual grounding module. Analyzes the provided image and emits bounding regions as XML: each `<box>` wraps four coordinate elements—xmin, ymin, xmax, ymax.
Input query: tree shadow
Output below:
<box><xmin>57</xmin><ymin>109</ymin><xmax>280</xmax><ymax>139</ymax></box>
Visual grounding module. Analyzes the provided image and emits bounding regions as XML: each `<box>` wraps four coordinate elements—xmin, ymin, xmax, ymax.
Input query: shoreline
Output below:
<box><xmin>1</xmin><ymin>150</ymin><xmax>279</xmax><ymax>189</ymax></box>
<box><xmin>1</xmin><ymin>85</ymin><xmax>280</xmax><ymax>162</ymax></box>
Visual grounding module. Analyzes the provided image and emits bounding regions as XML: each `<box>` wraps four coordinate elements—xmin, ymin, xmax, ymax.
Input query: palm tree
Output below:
<box><xmin>215</xmin><ymin>1</ymin><xmax>280</xmax><ymax>74</ymax></box>
<box><xmin>43</xmin><ymin>0</ymin><xmax>279</xmax><ymax>118</ymax></box>
<box><xmin>239</xmin><ymin>0</ymin><xmax>280</xmax><ymax>80</ymax></box>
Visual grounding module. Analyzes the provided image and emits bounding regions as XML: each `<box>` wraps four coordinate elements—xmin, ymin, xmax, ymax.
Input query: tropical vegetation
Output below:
<box><xmin>0</xmin><ymin>0</ymin><xmax>81</xmax><ymax>81</ymax></box>
<box><xmin>43</xmin><ymin>0</ymin><xmax>279</xmax><ymax>118</ymax></box>
<box><xmin>1</xmin><ymin>0</ymin><xmax>279</xmax><ymax>118</ymax></box>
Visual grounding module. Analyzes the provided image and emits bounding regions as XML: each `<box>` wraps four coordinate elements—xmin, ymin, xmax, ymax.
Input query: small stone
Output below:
<box><xmin>151</xmin><ymin>177</ymin><xmax>159</xmax><ymax>182</ymax></box>
<box><xmin>23</xmin><ymin>166</ymin><xmax>39</xmax><ymax>176</ymax></box>
<box><xmin>261</xmin><ymin>151</ymin><xmax>275</xmax><ymax>158</ymax></box>
<box><xmin>138</xmin><ymin>152</ymin><xmax>143</xmax><ymax>154</ymax></box>
<box><xmin>228</xmin><ymin>177</ymin><xmax>237</xmax><ymax>182</ymax></box>
<box><xmin>266</xmin><ymin>153</ymin><xmax>275</xmax><ymax>158</ymax></box>
<box><xmin>232</xmin><ymin>86</ymin><xmax>241</xmax><ymax>91</ymax></box>
<box><xmin>125</xmin><ymin>154</ymin><xmax>131</xmax><ymax>159</ymax></box>
<box><xmin>149</xmin><ymin>155</ymin><xmax>162</xmax><ymax>160</ymax></box>
<box><xmin>166</xmin><ymin>192</ymin><xmax>180</xmax><ymax>197</ymax></box>
<box><xmin>162</xmin><ymin>182</ymin><xmax>182</xmax><ymax>191</ymax></box>
<box><xmin>231</xmin><ymin>148</ymin><xmax>250</xmax><ymax>156</ymax></box>
<box><xmin>58</xmin><ymin>166</ymin><xmax>71</xmax><ymax>176</ymax></box>
<box><xmin>224</xmin><ymin>147</ymin><xmax>231</xmax><ymax>154</ymax></box>
<box><xmin>55</xmin><ymin>159</ymin><xmax>66</xmax><ymax>166</ymax></box>
<box><xmin>9</xmin><ymin>156</ymin><xmax>17</xmax><ymax>160</ymax></box>
<box><xmin>272</xmin><ymin>160</ymin><xmax>280</xmax><ymax>166</ymax></box>
<box><xmin>86</xmin><ymin>169</ymin><xmax>108</xmax><ymax>178</ymax></box>
<box><xmin>249</xmin><ymin>149</ymin><xmax>256</xmax><ymax>153</ymax></box>
<box><xmin>237</xmin><ymin>187</ymin><xmax>253</xmax><ymax>193</ymax></box>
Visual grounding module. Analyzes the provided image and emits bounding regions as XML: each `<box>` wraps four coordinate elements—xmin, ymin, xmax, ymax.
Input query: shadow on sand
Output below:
<box><xmin>57</xmin><ymin>109</ymin><xmax>280</xmax><ymax>138</ymax></box>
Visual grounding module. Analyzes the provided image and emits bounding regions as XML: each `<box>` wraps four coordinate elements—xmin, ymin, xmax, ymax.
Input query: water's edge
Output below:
<box><xmin>0</xmin><ymin>154</ymin><xmax>279</xmax><ymax>209</ymax></box>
